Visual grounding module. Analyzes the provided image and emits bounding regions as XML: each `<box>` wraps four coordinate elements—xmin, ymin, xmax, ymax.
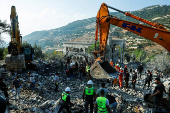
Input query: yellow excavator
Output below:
<box><xmin>5</xmin><ymin>6</ymin><xmax>34</xmax><ymax>72</ymax></box>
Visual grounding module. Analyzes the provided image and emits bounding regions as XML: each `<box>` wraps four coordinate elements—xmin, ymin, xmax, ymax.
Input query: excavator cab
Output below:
<box><xmin>22</xmin><ymin>46</ymin><xmax>34</xmax><ymax>62</ymax></box>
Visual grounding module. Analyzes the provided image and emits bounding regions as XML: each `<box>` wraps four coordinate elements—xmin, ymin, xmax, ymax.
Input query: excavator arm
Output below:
<box><xmin>94</xmin><ymin>3</ymin><xmax>170</xmax><ymax>60</ymax></box>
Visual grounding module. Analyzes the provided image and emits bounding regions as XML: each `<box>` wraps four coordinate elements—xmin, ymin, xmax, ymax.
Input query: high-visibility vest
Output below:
<box><xmin>97</xmin><ymin>97</ymin><xmax>107</xmax><ymax>113</ymax></box>
<box><xmin>62</xmin><ymin>92</ymin><xmax>69</xmax><ymax>101</ymax></box>
<box><xmin>85</xmin><ymin>87</ymin><xmax>94</xmax><ymax>95</ymax></box>
<box><xmin>86</xmin><ymin>66</ymin><xmax>90</xmax><ymax>72</ymax></box>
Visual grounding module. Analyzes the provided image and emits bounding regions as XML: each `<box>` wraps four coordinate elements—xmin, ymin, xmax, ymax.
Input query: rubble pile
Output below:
<box><xmin>0</xmin><ymin>61</ymin><xmax>170</xmax><ymax>113</ymax></box>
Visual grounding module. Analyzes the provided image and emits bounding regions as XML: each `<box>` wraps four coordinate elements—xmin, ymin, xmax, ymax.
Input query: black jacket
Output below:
<box><xmin>132</xmin><ymin>73</ymin><xmax>137</xmax><ymax>81</ymax></box>
<box><xmin>146</xmin><ymin>73</ymin><xmax>152</xmax><ymax>81</ymax></box>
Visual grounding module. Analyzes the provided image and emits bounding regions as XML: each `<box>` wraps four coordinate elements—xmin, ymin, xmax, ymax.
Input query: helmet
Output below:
<box><xmin>65</xmin><ymin>87</ymin><xmax>71</xmax><ymax>92</ymax></box>
<box><xmin>87</xmin><ymin>80</ymin><xmax>94</xmax><ymax>84</ymax></box>
<box><xmin>125</xmin><ymin>65</ymin><xmax>127</xmax><ymax>68</ymax></box>
<box><xmin>120</xmin><ymin>67</ymin><xmax>123</xmax><ymax>70</ymax></box>
<box><xmin>117</xmin><ymin>64</ymin><xmax>119</xmax><ymax>66</ymax></box>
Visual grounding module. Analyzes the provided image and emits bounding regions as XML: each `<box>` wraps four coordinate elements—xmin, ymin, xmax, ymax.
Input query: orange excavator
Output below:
<box><xmin>90</xmin><ymin>3</ymin><xmax>170</xmax><ymax>79</ymax></box>
<box><xmin>90</xmin><ymin>3</ymin><xmax>170</xmax><ymax>110</ymax></box>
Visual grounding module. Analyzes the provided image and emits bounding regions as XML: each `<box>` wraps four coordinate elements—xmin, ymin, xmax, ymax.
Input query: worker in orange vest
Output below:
<box><xmin>118</xmin><ymin>68</ymin><xmax>123</xmax><ymax>88</ymax></box>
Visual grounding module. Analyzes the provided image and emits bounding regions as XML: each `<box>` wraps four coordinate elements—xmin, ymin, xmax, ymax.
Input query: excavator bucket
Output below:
<box><xmin>5</xmin><ymin>54</ymin><xmax>25</xmax><ymax>72</ymax></box>
<box><xmin>90</xmin><ymin>61</ymin><xmax>118</xmax><ymax>79</ymax></box>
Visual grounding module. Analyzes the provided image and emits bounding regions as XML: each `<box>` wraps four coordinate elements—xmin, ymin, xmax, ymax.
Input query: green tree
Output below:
<box><xmin>33</xmin><ymin>43</ymin><xmax>44</xmax><ymax>59</ymax></box>
<box><xmin>3</xmin><ymin>48</ymin><xmax>8</xmax><ymax>59</ymax></box>
<box><xmin>22</xmin><ymin>41</ymin><xmax>31</xmax><ymax>47</ymax></box>
<box><xmin>0</xmin><ymin>47</ymin><xmax>8</xmax><ymax>60</ymax></box>
<box><xmin>88</xmin><ymin>41</ymin><xmax>100</xmax><ymax>54</ymax></box>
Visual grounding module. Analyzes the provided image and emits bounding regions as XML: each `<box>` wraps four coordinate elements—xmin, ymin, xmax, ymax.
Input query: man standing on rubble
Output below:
<box><xmin>150</xmin><ymin>77</ymin><xmax>167</xmax><ymax>111</ymax></box>
<box><xmin>132</xmin><ymin>71</ymin><xmax>137</xmax><ymax>90</ymax></box>
<box><xmin>59</xmin><ymin>87</ymin><xmax>73</xmax><ymax>113</ymax></box>
<box><xmin>95</xmin><ymin>89</ymin><xmax>111</xmax><ymax>113</ymax></box>
<box><xmin>54</xmin><ymin>72</ymin><xmax>59</xmax><ymax>92</ymax></box>
<box><xmin>124</xmin><ymin>70</ymin><xmax>130</xmax><ymax>89</ymax></box>
<box><xmin>138</xmin><ymin>64</ymin><xmax>143</xmax><ymax>79</ymax></box>
<box><xmin>29</xmin><ymin>72</ymin><xmax>35</xmax><ymax>90</ymax></box>
<box><xmin>82</xmin><ymin>80</ymin><xmax>96</xmax><ymax>113</ymax></box>
<box><xmin>0</xmin><ymin>78</ymin><xmax>10</xmax><ymax>104</ymax></box>
<box><xmin>12</xmin><ymin>76</ymin><xmax>21</xmax><ymax>100</ymax></box>
<box><xmin>118</xmin><ymin>68</ymin><xmax>123</xmax><ymax>88</ymax></box>
<box><xmin>96</xmin><ymin>83</ymin><xmax>108</xmax><ymax>98</ymax></box>
<box><xmin>124</xmin><ymin>65</ymin><xmax>127</xmax><ymax>76</ymax></box>
<box><xmin>143</xmin><ymin>70</ymin><xmax>152</xmax><ymax>89</ymax></box>
<box><xmin>86</xmin><ymin>63</ymin><xmax>90</xmax><ymax>79</ymax></box>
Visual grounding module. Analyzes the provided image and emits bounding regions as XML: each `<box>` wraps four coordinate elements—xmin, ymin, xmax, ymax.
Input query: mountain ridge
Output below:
<box><xmin>23</xmin><ymin>5</ymin><xmax>170</xmax><ymax>50</ymax></box>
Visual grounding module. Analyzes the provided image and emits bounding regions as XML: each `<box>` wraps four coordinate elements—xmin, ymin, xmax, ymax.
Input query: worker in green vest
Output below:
<box><xmin>58</xmin><ymin>87</ymin><xmax>73</xmax><ymax>113</ymax></box>
<box><xmin>95</xmin><ymin>89</ymin><xmax>111</xmax><ymax>113</ymax></box>
<box><xmin>82</xmin><ymin>80</ymin><xmax>96</xmax><ymax>113</ymax></box>
<box><xmin>86</xmin><ymin>63</ymin><xmax>91</xmax><ymax>79</ymax></box>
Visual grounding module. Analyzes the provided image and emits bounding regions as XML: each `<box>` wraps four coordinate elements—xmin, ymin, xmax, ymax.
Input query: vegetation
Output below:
<box><xmin>88</xmin><ymin>41</ymin><xmax>100</xmax><ymax>54</ymax></box>
<box><xmin>0</xmin><ymin>47</ymin><xmax>8</xmax><ymax>60</ymax></box>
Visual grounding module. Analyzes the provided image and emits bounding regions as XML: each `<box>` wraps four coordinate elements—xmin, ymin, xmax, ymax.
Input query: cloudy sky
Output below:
<box><xmin>1</xmin><ymin>0</ymin><xmax>170</xmax><ymax>42</ymax></box>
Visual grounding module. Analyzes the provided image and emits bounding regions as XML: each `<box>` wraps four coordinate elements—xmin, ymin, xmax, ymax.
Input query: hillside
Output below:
<box><xmin>23</xmin><ymin>5</ymin><xmax>170</xmax><ymax>50</ymax></box>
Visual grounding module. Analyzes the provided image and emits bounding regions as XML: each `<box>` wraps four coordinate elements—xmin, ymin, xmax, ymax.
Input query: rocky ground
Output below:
<box><xmin>0</xmin><ymin>62</ymin><xmax>170</xmax><ymax>113</ymax></box>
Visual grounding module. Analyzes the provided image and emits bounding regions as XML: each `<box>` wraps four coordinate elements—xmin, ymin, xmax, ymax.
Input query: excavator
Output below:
<box><xmin>90</xmin><ymin>3</ymin><xmax>170</xmax><ymax>111</ymax></box>
<box><xmin>5</xmin><ymin>6</ymin><xmax>34</xmax><ymax>72</ymax></box>
<box><xmin>91</xmin><ymin>3</ymin><xmax>170</xmax><ymax>79</ymax></box>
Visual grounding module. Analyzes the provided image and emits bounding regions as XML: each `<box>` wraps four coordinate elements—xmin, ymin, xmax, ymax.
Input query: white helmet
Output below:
<box><xmin>120</xmin><ymin>67</ymin><xmax>123</xmax><ymax>70</ymax></box>
<box><xmin>87</xmin><ymin>80</ymin><xmax>94</xmax><ymax>84</ymax></box>
<box><xmin>117</xmin><ymin>64</ymin><xmax>119</xmax><ymax>66</ymax></box>
<box><xmin>65</xmin><ymin>87</ymin><xmax>71</xmax><ymax>92</ymax></box>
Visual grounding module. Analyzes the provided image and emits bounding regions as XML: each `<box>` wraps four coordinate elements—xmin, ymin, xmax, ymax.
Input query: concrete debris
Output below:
<box><xmin>0</xmin><ymin>60</ymin><xmax>170</xmax><ymax>113</ymax></box>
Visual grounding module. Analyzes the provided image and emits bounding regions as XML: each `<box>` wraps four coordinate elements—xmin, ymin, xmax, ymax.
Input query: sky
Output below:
<box><xmin>1</xmin><ymin>0</ymin><xmax>170</xmax><ymax>43</ymax></box>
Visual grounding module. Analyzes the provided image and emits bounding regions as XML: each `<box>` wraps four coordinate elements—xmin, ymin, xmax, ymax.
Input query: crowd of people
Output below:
<box><xmin>0</xmin><ymin>58</ymin><xmax>169</xmax><ymax>112</ymax></box>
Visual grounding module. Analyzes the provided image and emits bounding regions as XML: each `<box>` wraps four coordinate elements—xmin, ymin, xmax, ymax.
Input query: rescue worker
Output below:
<box><xmin>116</xmin><ymin>64</ymin><xmax>120</xmax><ymax>72</ymax></box>
<box><xmin>59</xmin><ymin>87</ymin><xmax>73</xmax><ymax>113</ymax></box>
<box><xmin>82</xmin><ymin>80</ymin><xmax>96</xmax><ymax>113</ymax></box>
<box><xmin>29</xmin><ymin>72</ymin><xmax>35</xmax><ymax>90</ymax></box>
<box><xmin>95</xmin><ymin>89</ymin><xmax>111</xmax><ymax>113</ymax></box>
<box><xmin>124</xmin><ymin>70</ymin><xmax>130</xmax><ymax>89</ymax></box>
<box><xmin>132</xmin><ymin>70</ymin><xmax>137</xmax><ymax>90</ymax></box>
<box><xmin>12</xmin><ymin>76</ymin><xmax>21</xmax><ymax>100</ymax></box>
<box><xmin>108</xmin><ymin>94</ymin><xmax>117</xmax><ymax>113</ymax></box>
<box><xmin>150</xmin><ymin>77</ymin><xmax>167</xmax><ymax>111</ymax></box>
<box><xmin>96</xmin><ymin>83</ymin><xmax>108</xmax><ymax>98</ymax></box>
<box><xmin>86</xmin><ymin>63</ymin><xmax>90</xmax><ymax>78</ymax></box>
<box><xmin>118</xmin><ymin>68</ymin><xmax>123</xmax><ymax>88</ymax></box>
<box><xmin>110</xmin><ymin>59</ymin><xmax>113</xmax><ymax>67</ymax></box>
<box><xmin>138</xmin><ymin>64</ymin><xmax>143</xmax><ymax>79</ymax></box>
<box><xmin>143</xmin><ymin>70</ymin><xmax>152</xmax><ymax>89</ymax></box>
<box><xmin>124</xmin><ymin>65</ymin><xmax>127</xmax><ymax>76</ymax></box>
<box><xmin>54</xmin><ymin>72</ymin><xmax>59</xmax><ymax>92</ymax></box>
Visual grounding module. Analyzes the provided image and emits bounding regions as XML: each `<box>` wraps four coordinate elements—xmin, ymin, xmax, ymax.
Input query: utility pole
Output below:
<box><xmin>162</xmin><ymin>48</ymin><xmax>165</xmax><ymax>72</ymax></box>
